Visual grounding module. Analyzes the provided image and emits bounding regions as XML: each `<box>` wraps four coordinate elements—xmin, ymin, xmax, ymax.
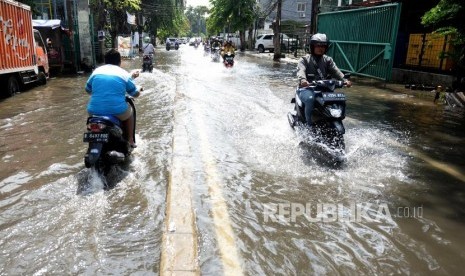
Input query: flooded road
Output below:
<box><xmin>1</xmin><ymin>44</ymin><xmax>465</xmax><ymax>275</ymax></box>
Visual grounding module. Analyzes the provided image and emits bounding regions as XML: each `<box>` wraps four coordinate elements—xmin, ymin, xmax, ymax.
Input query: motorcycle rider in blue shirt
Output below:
<box><xmin>85</xmin><ymin>49</ymin><xmax>141</xmax><ymax>148</ymax></box>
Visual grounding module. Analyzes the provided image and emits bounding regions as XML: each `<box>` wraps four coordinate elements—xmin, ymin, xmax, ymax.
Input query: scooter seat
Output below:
<box><xmin>87</xmin><ymin>115</ymin><xmax>121</xmax><ymax>127</ymax></box>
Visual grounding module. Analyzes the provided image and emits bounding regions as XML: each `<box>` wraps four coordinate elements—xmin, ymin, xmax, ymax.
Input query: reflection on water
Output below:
<box><xmin>174</xmin><ymin>48</ymin><xmax>465</xmax><ymax>274</ymax></box>
<box><xmin>0</xmin><ymin>60</ymin><xmax>174</xmax><ymax>274</ymax></box>
<box><xmin>1</xmin><ymin>45</ymin><xmax>465</xmax><ymax>274</ymax></box>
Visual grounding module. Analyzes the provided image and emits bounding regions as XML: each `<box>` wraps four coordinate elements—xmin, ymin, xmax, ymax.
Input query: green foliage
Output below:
<box><xmin>207</xmin><ymin>0</ymin><xmax>257</xmax><ymax>35</ymax></box>
<box><xmin>88</xmin><ymin>0</ymin><xmax>141</xmax><ymax>47</ymax></box>
<box><xmin>16</xmin><ymin>0</ymin><xmax>39</xmax><ymax>16</ymax></box>
<box><xmin>141</xmin><ymin>0</ymin><xmax>186</xmax><ymax>38</ymax></box>
<box><xmin>422</xmin><ymin>0</ymin><xmax>465</xmax><ymax>76</ymax></box>
<box><xmin>185</xmin><ymin>5</ymin><xmax>210</xmax><ymax>36</ymax></box>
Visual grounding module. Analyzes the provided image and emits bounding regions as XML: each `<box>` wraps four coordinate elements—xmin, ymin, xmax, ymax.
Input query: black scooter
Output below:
<box><xmin>83</xmin><ymin>97</ymin><xmax>137</xmax><ymax>175</ymax></box>
<box><xmin>287</xmin><ymin>74</ymin><xmax>349</xmax><ymax>161</ymax></box>
<box><xmin>223</xmin><ymin>52</ymin><xmax>235</xmax><ymax>68</ymax></box>
<box><xmin>211</xmin><ymin>47</ymin><xmax>220</xmax><ymax>62</ymax></box>
<box><xmin>142</xmin><ymin>54</ymin><xmax>153</xmax><ymax>73</ymax></box>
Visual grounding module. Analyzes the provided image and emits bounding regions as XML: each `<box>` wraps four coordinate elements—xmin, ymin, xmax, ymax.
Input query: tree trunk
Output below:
<box><xmin>239</xmin><ymin>30</ymin><xmax>246</xmax><ymax>51</ymax></box>
<box><xmin>248</xmin><ymin>25</ymin><xmax>254</xmax><ymax>50</ymax></box>
<box><xmin>111</xmin><ymin>31</ymin><xmax>117</xmax><ymax>49</ymax></box>
<box><xmin>273</xmin><ymin>0</ymin><xmax>282</xmax><ymax>61</ymax></box>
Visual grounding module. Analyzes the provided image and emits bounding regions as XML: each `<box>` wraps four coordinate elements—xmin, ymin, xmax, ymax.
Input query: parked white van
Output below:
<box><xmin>255</xmin><ymin>33</ymin><xmax>298</xmax><ymax>53</ymax></box>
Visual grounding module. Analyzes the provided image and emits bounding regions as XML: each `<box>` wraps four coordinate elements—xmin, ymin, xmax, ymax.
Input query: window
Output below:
<box><xmin>297</xmin><ymin>3</ymin><xmax>306</xmax><ymax>12</ymax></box>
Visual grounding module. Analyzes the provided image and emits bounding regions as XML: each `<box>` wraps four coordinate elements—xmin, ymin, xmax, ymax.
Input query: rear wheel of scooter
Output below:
<box><xmin>94</xmin><ymin>160</ymin><xmax>111</xmax><ymax>176</ymax></box>
<box><xmin>287</xmin><ymin>112</ymin><xmax>297</xmax><ymax>129</ymax></box>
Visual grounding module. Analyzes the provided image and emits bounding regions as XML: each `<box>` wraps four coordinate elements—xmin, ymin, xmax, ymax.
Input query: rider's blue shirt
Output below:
<box><xmin>85</xmin><ymin>64</ymin><xmax>138</xmax><ymax>115</ymax></box>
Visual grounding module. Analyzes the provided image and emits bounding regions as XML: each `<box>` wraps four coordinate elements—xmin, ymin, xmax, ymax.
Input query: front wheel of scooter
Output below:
<box><xmin>330</xmin><ymin>134</ymin><xmax>345</xmax><ymax>151</ymax></box>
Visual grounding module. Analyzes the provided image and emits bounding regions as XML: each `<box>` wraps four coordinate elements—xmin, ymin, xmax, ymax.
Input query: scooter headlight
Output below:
<box><xmin>329</xmin><ymin>108</ymin><xmax>342</xmax><ymax>118</ymax></box>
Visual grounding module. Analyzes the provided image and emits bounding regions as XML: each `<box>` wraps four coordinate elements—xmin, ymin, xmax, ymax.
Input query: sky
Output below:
<box><xmin>185</xmin><ymin>0</ymin><xmax>210</xmax><ymax>8</ymax></box>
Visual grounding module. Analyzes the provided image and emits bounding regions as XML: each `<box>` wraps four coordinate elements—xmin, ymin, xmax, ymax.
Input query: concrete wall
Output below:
<box><xmin>77</xmin><ymin>0</ymin><xmax>93</xmax><ymax>68</ymax></box>
<box><xmin>391</xmin><ymin>68</ymin><xmax>454</xmax><ymax>88</ymax></box>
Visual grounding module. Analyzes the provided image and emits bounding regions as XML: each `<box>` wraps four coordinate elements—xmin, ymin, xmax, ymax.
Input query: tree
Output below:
<box><xmin>422</xmin><ymin>0</ymin><xmax>465</xmax><ymax>88</ymax></box>
<box><xmin>185</xmin><ymin>5</ymin><xmax>209</xmax><ymax>37</ymax></box>
<box><xmin>208</xmin><ymin>0</ymin><xmax>256</xmax><ymax>49</ymax></box>
<box><xmin>139</xmin><ymin>0</ymin><xmax>185</xmax><ymax>44</ymax></box>
<box><xmin>90</xmin><ymin>0</ymin><xmax>142</xmax><ymax>48</ymax></box>
<box><xmin>16</xmin><ymin>0</ymin><xmax>39</xmax><ymax>16</ymax></box>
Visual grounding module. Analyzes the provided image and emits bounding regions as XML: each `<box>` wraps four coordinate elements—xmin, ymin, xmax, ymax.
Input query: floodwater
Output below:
<box><xmin>1</xmin><ymin>45</ymin><xmax>464</xmax><ymax>275</ymax></box>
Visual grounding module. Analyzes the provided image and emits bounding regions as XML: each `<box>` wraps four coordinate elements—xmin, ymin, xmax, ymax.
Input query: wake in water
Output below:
<box><xmin>294</xmin><ymin>125</ymin><xmax>347</xmax><ymax>168</ymax></box>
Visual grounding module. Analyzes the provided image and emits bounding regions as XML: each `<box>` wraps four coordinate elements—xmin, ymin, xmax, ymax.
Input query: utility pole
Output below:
<box><xmin>311</xmin><ymin>0</ymin><xmax>319</xmax><ymax>34</ymax></box>
<box><xmin>273</xmin><ymin>0</ymin><xmax>282</xmax><ymax>61</ymax></box>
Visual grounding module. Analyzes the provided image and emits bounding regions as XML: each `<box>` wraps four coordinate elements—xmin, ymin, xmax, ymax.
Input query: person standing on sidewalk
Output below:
<box><xmin>296</xmin><ymin>33</ymin><xmax>351</xmax><ymax>126</ymax></box>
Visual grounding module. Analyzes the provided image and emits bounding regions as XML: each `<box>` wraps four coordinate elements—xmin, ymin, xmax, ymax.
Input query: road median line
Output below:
<box><xmin>195</xmin><ymin>111</ymin><xmax>244</xmax><ymax>276</ymax></box>
<box><xmin>161</xmin><ymin>123</ymin><xmax>199</xmax><ymax>275</ymax></box>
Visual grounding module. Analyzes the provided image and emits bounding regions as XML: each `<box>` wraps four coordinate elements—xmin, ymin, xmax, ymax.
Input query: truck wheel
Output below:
<box><xmin>7</xmin><ymin>76</ymin><xmax>20</xmax><ymax>96</ymax></box>
<box><xmin>258</xmin><ymin>45</ymin><xmax>265</xmax><ymax>53</ymax></box>
<box><xmin>37</xmin><ymin>71</ymin><xmax>47</xmax><ymax>86</ymax></box>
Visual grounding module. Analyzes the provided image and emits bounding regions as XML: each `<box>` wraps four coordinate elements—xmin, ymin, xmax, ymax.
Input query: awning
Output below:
<box><xmin>32</xmin><ymin>19</ymin><xmax>63</xmax><ymax>29</ymax></box>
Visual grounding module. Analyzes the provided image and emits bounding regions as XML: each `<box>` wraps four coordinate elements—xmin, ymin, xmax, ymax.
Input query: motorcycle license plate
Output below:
<box><xmin>83</xmin><ymin>132</ymin><xmax>109</xmax><ymax>143</ymax></box>
<box><xmin>322</xmin><ymin>92</ymin><xmax>346</xmax><ymax>101</ymax></box>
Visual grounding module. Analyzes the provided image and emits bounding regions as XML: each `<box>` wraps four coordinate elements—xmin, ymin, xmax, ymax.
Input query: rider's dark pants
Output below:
<box><xmin>297</xmin><ymin>87</ymin><xmax>316</xmax><ymax>126</ymax></box>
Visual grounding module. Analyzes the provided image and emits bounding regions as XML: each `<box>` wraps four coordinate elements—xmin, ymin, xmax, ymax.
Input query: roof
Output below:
<box><xmin>32</xmin><ymin>19</ymin><xmax>62</xmax><ymax>29</ymax></box>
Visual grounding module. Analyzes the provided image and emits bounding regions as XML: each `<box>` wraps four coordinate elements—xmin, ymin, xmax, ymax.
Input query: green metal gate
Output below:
<box><xmin>318</xmin><ymin>3</ymin><xmax>402</xmax><ymax>81</ymax></box>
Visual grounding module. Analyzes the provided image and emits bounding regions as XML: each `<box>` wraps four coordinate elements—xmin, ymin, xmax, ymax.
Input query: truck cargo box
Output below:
<box><xmin>0</xmin><ymin>0</ymin><xmax>49</xmax><ymax>97</ymax></box>
<box><xmin>0</xmin><ymin>0</ymin><xmax>36</xmax><ymax>72</ymax></box>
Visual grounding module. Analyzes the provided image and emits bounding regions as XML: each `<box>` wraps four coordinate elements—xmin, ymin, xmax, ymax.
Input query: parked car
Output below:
<box><xmin>255</xmin><ymin>33</ymin><xmax>298</xmax><ymax>53</ymax></box>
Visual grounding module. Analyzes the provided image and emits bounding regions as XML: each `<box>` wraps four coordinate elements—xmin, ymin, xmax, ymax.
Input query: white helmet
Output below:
<box><xmin>309</xmin><ymin>33</ymin><xmax>329</xmax><ymax>55</ymax></box>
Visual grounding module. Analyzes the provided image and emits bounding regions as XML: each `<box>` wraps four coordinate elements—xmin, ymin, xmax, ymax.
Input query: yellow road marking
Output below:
<box><xmin>194</xmin><ymin>109</ymin><xmax>244</xmax><ymax>276</ymax></box>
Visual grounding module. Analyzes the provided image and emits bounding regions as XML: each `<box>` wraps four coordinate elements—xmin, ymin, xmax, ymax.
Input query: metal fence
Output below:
<box><xmin>318</xmin><ymin>3</ymin><xmax>402</xmax><ymax>81</ymax></box>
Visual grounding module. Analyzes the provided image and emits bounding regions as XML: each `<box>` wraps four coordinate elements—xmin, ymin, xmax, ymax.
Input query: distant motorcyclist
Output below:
<box><xmin>203</xmin><ymin>39</ymin><xmax>211</xmax><ymax>52</ymax></box>
<box><xmin>221</xmin><ymin>40</ymin><xmax>235</xmax><ymax>61</ymax></box>
<box><xmin>296</xmin><ymin>33</ymin><xmax>351</xmax><ymax>127</ymax></box>
<box><xmin>142</xmin><ymin>42</ymin><xmax>155</xmax><ymax>72</ymax></box>
<box><xmin>142</xmin><ymin>42</ymin><xmax>155</xmax><ymax>56</ymax></box>
<box><xmin>211</xmin><ymin>38</ymin><xmax>221</xmax><ymax>49</ymax></box>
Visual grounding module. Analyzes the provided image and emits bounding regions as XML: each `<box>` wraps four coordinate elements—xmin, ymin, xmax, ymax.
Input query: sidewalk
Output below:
<box><xmin>242</xmin><ymin>50</ymin><xmax>300</xmax><ymax>64</ymax></box>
